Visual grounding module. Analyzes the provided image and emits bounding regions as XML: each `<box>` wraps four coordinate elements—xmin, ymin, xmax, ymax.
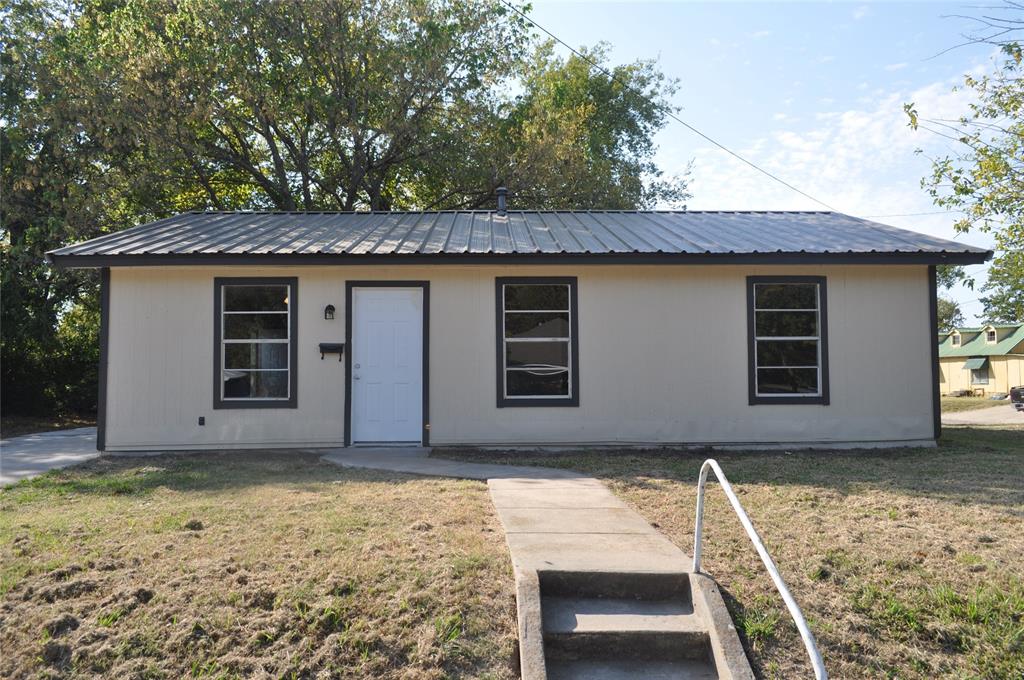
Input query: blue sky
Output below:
<box><xmin>529</xmin><ymin>1</ymin><xmax>1000</xmax><ymax>322</ymax></box>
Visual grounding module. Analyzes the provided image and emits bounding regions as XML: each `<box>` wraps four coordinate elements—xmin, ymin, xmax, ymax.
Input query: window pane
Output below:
<box><xmin>755</xmin><ymin>311</ymin><xmax>817</xmax><ymax>337</ymax></box>
<box><xmin>225</xmin><ymin>343</ymin><xmax>288</xmax><ymax>370</ymax></box>
<box><xmin>506</xmin><ymin>369</ymin><xmax>569</xmax><ymax>397</ymax></box>
<box><xmin>504</xmin><ymin>284</ymin><xmax>569</xmax><ymax>311</ymax></box>
<box><xmin>756</xmin><ymin>368</ymin><xmax>818</xmax><ymax>394</ymax></box>
<box><xmin>755</xmin><ymin>283</ymin><xmax>817</xmax><ymax>310</ymax></box>
<box><xmin>224</xmin><ymin>285</ymin><xmax>289</xmax><ymax>312</ymax></box>
<box><xmin>505</xmin><ymin>312</ymin><xmax>569</xmax><ymax>339</ymax></box>
<box><xmin>224</xmin><ymin>313</ymin><xmax>288</xmax><ymax>339</ymax></box>
<box><xmin>756</xmin><ymin>340</ymin><xmax>818</xmax><ymax>367</ymax></box>
<box><xmin>223</xmin><ymin>370</ymin><xmax>288</xmax><ymax>399</ymax></box>
<box><xmin>506</xmin><ymin>341</ymin><xmax>569</xmax><ymax>368</ymax></box>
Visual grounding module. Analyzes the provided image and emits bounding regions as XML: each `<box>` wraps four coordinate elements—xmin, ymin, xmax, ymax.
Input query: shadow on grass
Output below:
<box><xmin>4</xmin><ymin>427</ymin><xmax>1021</xmax><ymax>510</ymax></box>
<box><xmin>0</xmin><ymin>449</ymin><xmax>447</xmax><ymax>502</ymax></box>
<box><xmin>433</xmin><ymin>426</ymin><xmax>1024</xmax><ymax>511</ymax></box>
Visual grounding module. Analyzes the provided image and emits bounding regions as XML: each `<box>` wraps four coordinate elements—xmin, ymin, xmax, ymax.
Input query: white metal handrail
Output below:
<box><xmin>693</xmin><ymin>458</ymin><xmax>828</xmax><ymax>680</ymax></box>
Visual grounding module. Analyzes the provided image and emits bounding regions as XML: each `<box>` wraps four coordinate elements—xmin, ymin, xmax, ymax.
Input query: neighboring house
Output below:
<box><xmin>46</xmin><ymin>209</ymin><xmax>990</xmax><ymax>451</ymax></box>
<box><xmin>938</xmin><ymin>324</ymin><xmax>1024</xmax><ymax>395</ymax></box>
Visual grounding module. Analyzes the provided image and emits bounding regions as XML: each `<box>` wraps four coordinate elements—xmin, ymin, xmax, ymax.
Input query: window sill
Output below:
<box><xmin>749</xmin><ymin>395</ymin><xmax>829</xmax><ymax>406</ymax></box>
<box><xmin>213</xmin><ymin>399</ymin><xmax>298</xmax><ymax>410</ymax></box>
<box><xmin>497</xmin><ymin>397</ymin><xmax>580</xmax><ymax>408</ymax></box>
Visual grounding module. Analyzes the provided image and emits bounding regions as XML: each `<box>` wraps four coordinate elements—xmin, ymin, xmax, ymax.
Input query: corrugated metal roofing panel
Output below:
<box><xmin>47</xmin><ymin>210</ymin><xmax>993</xmax><ymax>264</ymax></box>
<box><xmin>939</xmin><ymin>324</ymin><xmax>1024</xmax><ymax>357</ymax></box>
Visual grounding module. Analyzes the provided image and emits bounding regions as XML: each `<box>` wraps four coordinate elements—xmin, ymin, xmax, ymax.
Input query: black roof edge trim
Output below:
<box><xmin>46</xmin><ymin>250</ymin><xmax>993</xmax><ymax>269</ymax></box>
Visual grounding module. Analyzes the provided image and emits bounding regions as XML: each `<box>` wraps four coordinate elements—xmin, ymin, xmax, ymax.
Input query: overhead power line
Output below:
<box><xmin>861</xmin><ymin>210</ymin><xmax>966</xmax><ymax>218</ymax></box>
<box><xmin>497</xmin><ymin>0</ymin><xmax>838</xmax><ymax>212</ymax></box>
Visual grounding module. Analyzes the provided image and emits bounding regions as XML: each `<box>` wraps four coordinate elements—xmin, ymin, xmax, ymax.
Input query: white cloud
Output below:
<box><xmin>751</xmin><ymin>30</ymin><xmax>772</xmax><ymax>39</ymax></box>
<box><xmin>818</xmin><ymin>55</ymin><xmax>836</xmax><ymax>64</ymax></box>
<box><xmin>884</xmin><ymin>62</ymin><xmax>908</xmax><ymax>71</ymax></box>
<box><xmin>709</xmin><ymin>37</ymin><xmax>720</xmax><ymax>47</ymax></box>
<box><xmin>853</xmin><ymin>5</ymin><xmax>870</xmax><ymax>20</ymax></box>
<box><xmin>673</xmin><ymin>76</ymin><xmax>993</xmax><ymax>320</ymax></box>
<box><xmin>679</xmin><ymin>74</ymin><xmax>987</xmax><ymax>242</ymax></box>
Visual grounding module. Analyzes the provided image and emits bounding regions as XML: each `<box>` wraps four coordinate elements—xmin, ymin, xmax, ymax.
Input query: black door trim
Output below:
<box><xmin>928</xmin><ymin>266</ymin><xmax>941</xmax><ymax>440</ymax></box>
<box><xmin>344</xmin><ymin>281</ymin><xmax>430</xmax><ymax>446</ymax></box>
<box><xmin>97</xmin><ymin>268</ymin><xmax>110</xmax><ymax>451</ymax></box>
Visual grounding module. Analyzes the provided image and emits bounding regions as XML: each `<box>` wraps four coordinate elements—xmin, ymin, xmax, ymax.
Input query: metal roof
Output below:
<box><xmin>939</xmin><ymin>323</ymin><xmax>1024</xmax><ymax>357</ymax></box>
<box><xmin>46</xmin><ymin>210</ymin><xmax>992</xmax><ymax>267</ymax></box>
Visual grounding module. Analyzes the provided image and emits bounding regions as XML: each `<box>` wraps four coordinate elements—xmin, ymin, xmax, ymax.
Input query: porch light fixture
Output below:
<box><xmin>324</xmin><ymin>304</ymin><xmax>336</xmax><ymax>320</ymax></box>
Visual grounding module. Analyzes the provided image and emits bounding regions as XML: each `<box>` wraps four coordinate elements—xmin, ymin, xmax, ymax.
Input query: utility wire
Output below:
<box><xmin>861</xmin><ymin>210</ymin><xmax>967</xmax><ymax>218</ymax></box>
<box><xmin>498</xmin><ymin>0</ymin><xmax>838</xmax><ymax>211</ymax></box>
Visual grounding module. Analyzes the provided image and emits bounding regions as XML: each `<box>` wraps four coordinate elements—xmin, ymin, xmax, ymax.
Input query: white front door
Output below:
<box><xmin>351</xmin><ymin>287</ymin><xmax>423</xmax><ymax>443</ymax></box>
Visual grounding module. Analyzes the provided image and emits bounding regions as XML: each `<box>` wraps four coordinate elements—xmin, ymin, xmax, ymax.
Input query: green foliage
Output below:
<box><xmin>936</xmin><ymin>265</ymin><xmax>966</xmax><ymax>290</ymax></box>
<box><xmin>937</xmin><ymin>297</ymin><xmax>965</xmax><ymax>332</ymax></box>
<box><xmin>1</xmin><ymin>0</ymin><xmax>687</xmax><ymax>417</ymax></box>
<box><xmin>979</xmin><ymin>242</ymin><xmax>1023</xmax><ymax>322</ymax></box>
<box><xmin>907</xmin><ymin>38</ymin><xmax>1024</xmax><ymax>322</ymax></box>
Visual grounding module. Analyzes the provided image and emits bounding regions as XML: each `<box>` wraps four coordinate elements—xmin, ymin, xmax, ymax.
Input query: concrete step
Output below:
<box><xmin>542</xmin><ymin>595</ymin><xmax>697</xmax><ymax>634</ymax></box>
<box><xmin>538</xmin><ymin>569</ymin><xmax>693</xmax><ymax>602</ymax></box>
<box><xmin>546</xmin><ymin>658</ymin><xmax>719</xmax><ymax>680</ymax></box>
<box><xmin>543</xmin><ymin>629</ymin><xmax>712</xmax><ymax>664</ymax></box>
<box><xmin>525</xmin><ymin>569</ymin><xmax>751</xmax><ymax>679</ymax></box>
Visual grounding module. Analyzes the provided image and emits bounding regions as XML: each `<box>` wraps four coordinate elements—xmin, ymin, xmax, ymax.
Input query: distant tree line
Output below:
<box><xmin>1</xmin><ymin>0</ymin><xmax>688</xmax><ymax>417</ymax></box>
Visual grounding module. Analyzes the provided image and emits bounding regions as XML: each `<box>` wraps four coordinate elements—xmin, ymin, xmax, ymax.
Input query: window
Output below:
<box><xmin>986</xmin><ymin>329</ymin><xmax>997</xmax><ymax>344</ymax></box>
<box><xmin>214</xmin><ymin>277</ymin><xmax>298</xmax><ymax>409</ymax></box>
<box><xmin>951</xmin><ymin>333</ymin><xmax>961</xmax><ymax>347</ymax></box>
<box><xmin>971</xmin><ymin>367</ymin><xmax>989</xmax><ymax>385</ymax></box>
<box><xmin>747</xmin><ymin>276</ymin><xmax>829</xmax><ymax>405</ymax></box>
<box><xmin>496</xmin><ymin>277</ymin><xmax>579</xmax><ymax>407</ymax></box>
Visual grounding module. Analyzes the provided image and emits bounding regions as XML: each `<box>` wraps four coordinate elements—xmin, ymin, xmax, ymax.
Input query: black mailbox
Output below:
<box><xmin>319</xmin><ymin>343</ymin><xmax>345</xmax><ymax>361</ymax></box>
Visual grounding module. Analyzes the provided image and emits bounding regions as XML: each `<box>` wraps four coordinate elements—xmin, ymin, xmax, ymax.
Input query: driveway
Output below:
<box><xmin>0</xmin><ymin>427</ymin><xmax>98</xmax><ymax>486</ymax></box>
<box><xmin>943</xmin><ymin>404</ymin><xmax>1023</xmax><ymax>426</ymax></box>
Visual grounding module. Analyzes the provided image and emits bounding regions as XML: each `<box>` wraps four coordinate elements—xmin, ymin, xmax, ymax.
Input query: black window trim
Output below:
<box><xmin>495</xmin><ymin>276</ymin><xmax>580</xmax><ymax>408</ymax></box>
<box><xmin>213</xmin><ymin>276</ymin><xmax>298</xmax><ymax>409</ymax></box>
<box><xmin>746</xmin><ymin>275</ymin><xmax>830</xmax><ymax>406</ymax></box>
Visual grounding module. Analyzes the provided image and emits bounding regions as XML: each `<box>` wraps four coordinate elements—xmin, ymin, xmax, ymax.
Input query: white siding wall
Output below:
<box><xmin>105</xmin><ymin>263</ymin><xmax>935</xmax><ymax>450</ymax></box>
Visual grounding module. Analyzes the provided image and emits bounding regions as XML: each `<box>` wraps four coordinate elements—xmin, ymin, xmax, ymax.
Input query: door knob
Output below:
<box><xmin>353</xmin><ymin>375</ymin><xmax>361</xmax><ymax>380</ymax></box>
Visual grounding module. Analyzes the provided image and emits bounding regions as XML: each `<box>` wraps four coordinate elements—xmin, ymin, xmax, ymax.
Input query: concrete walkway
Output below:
<box><xmin>322</xmin><ymin>447</ymin><xmax>691</xmax><ymax>573</ymax></box>
<box><xmin>0</xmin><ymin>427</ymin><xmax>99</xmax><ymax>486</ymax></box>
<box><xmin>943</xmin><ymin>403</ymin><xmax>1023</xmax><ymax>426</ymax></box>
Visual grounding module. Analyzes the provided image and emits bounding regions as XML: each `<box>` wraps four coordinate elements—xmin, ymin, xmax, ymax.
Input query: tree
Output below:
<box><xmin>1</xmin><ymin>0</ymin><xmax>125</xmax><ymax>415</ymax></box>
<box><xmin>937</xmin><ymin>297</ymin><xmax>966</xmax><ymax>332</ymax></box>
<box><xmin>412</xmin><ymin>43</ymin><xmax>689</xmax><ymax>209</ymax></box>
<box><xmin>936</xmin><ymin>265</ymin><xmax>966</xmax><ymax>290</ymax></box>
<box><xmin>1</xmin><ymin>0</ymin><xmax>688</xmax><ymax>416</ymax></box>
<box><xmin>905</xmin><ymin>3</ymin><xmax>1024</xmax><ymax>322</ymax></box>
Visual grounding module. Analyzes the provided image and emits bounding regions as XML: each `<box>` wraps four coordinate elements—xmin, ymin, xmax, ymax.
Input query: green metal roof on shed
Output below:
<box><xmin>939</xmin><ymin>323</ymin><xmax>1024</xmax><ymax>357</ymax></box>
<box><xmin>46</xmin><ymin>210</ymin><xmax>992</xmax><ymax>268</ymax></box>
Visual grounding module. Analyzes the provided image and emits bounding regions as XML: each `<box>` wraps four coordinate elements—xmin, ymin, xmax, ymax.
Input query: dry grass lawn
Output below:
<box><xmin>940</xmin><ymin>397</ymin><xmax>1009</xmax><ymax>414</ymax></box>
<box><xmin>0</xmin><ymin>452</ymin><xmax>517</xmax><ymax>680</ymax></box>
<box><xmin>437</xmin><ymin>425</ymin><xmax>1024</xmax><ymax>680</ymax></box>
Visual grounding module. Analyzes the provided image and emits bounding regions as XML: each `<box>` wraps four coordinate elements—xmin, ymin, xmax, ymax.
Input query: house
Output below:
<box><xmin>46</xmin><ymin>209</ymin><xmax>991</xmax><ymax>452</ymax></box>
<box><xmin>938</xmin><ymin>323</ymin><xmax>1024</xmax><ymax>395</ymax></box>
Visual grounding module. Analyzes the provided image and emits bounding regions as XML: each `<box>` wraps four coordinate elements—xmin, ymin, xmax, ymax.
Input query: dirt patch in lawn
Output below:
<box><xmin>0</xmin><ymin>451</ymin><xmax>517</xmax><ymax>679</ymax></box>
<box><xmin>436</xmin><ymin>425</ymin><xmax>1024</xmax><ymax>680</ymax></box>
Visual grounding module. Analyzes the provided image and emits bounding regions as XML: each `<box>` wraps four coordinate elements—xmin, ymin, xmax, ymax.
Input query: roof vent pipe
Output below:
<box><xmin>496</xmin><ymin>186</ymin><xmax>508</xmax><ymax>215</ymax></box>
